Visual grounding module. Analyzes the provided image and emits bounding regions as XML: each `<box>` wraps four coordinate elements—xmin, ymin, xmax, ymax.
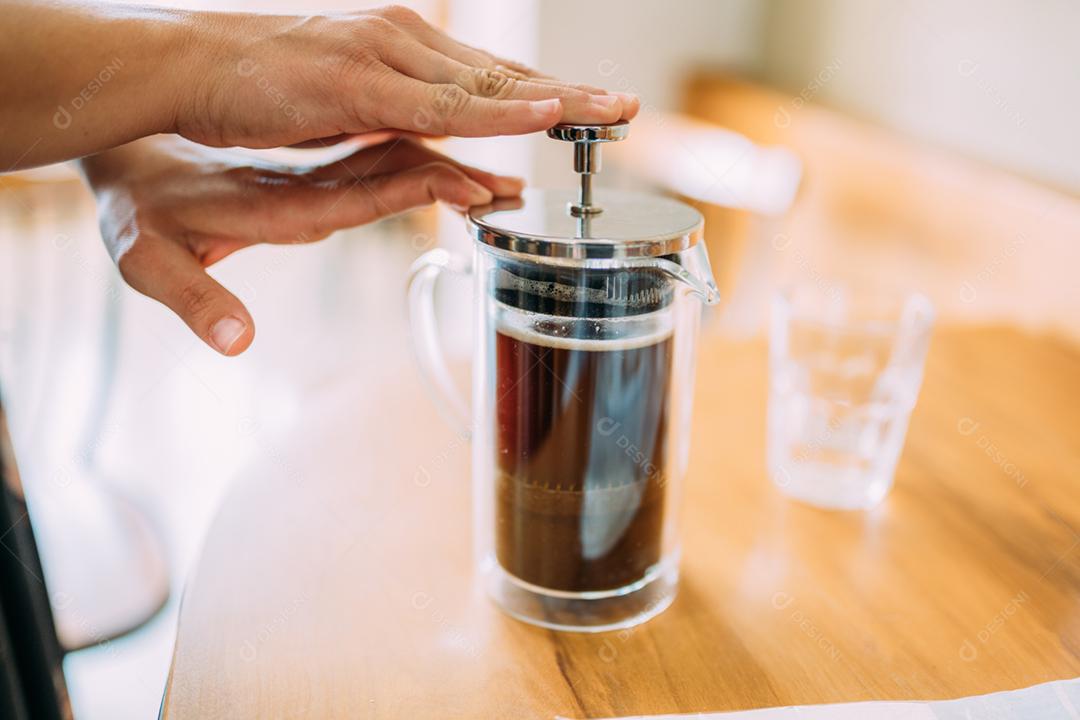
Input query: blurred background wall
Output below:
<box><xmin>448</xmin><ymin>0</ymin><xmax>1078</xmax><ymax>192</ymax></box>
<box><xmin>759</xmin><ymin>0</ymin><xmax>1078</xmax><ymax>192</ymax></box>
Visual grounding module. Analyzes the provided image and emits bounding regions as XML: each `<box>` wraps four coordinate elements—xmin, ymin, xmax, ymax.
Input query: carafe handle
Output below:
<box><xmin>652</xmin><ymin>245</ymin><xmax>721</xmax><ymax>306</ymax></box>
<box><xmin>406</xmin><ymin>249</ymin><xmax>472</xmax><ymax>437</ymax></box>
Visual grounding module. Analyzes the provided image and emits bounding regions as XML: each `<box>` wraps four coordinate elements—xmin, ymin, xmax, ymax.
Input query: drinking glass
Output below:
<box><xmin>767</xmin><ymin>282</ymin><xmax>934</xmax><ymax>509</ymax></box>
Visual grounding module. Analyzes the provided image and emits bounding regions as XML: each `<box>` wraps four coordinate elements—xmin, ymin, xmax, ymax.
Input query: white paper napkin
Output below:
<box><xmin>561</xmin><ymin>677</ymin><xmax>1080</xmax><ymax>719</ymax></box>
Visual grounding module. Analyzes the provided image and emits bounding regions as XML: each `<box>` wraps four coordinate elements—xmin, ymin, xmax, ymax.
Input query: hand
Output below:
<box><xmin>1</xmin><ymin>2</ymin><xmax>639</xmax><ymax>169</ymax></box>
<box><xmin>176</xmin><ymin>5</ymin><xmax>640</xmax><ymax>149</ymax></box>
<box><xmin>80</xmin><ymin>134</ymin><xmax>522</xmax><ymax>355</ymax></box>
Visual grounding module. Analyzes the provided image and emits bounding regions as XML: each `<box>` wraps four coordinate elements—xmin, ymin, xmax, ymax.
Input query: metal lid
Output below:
<box><xmin>466</xmin><ymin>121</ymin><xmax>703</xmax><ymax>259</ymax></box>
<box><xmin>467</xmin><ymin>188</ymin><xmax>703</xmax><ymax>259</ymax></box>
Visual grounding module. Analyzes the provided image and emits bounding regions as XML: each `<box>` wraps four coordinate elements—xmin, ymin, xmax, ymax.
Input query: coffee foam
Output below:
<box><xmin>494</xmin><ymin>268</ymin><xmax>668</xmax><ymax>310</ymax></box>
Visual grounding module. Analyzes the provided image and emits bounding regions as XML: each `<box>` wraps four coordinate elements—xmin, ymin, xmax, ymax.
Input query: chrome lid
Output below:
<box><xmin>466</xmin><ymin>187</ymin><xmax>703</xmax><ymax>260</ymax></box>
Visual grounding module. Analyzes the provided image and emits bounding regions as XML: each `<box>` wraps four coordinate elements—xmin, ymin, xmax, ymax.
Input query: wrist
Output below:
<box><xmin>79</xmin><ymin>4</ymin><xmax>210</xmax><ymax>139</ymax></box>
<box><xmin>148</xmin><ymin>7</ymin><xmax>229</xmax><ymax>137</ymax></box>
<box><xmin>166</xmin><ymin>10</ymin><xmax>294</xmax><ymax>143</ymax></box>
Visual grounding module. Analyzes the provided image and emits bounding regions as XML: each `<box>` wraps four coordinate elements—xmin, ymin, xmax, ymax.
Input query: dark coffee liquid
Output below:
<box><xmin>494</xmin><ymin>326</ymin><xmax>673</xmax><ymax>593</ymax></box>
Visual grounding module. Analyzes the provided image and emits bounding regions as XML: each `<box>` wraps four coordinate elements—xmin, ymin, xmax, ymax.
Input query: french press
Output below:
<box><xmin>409</xmin><ymin>121</ymin><xmax>719</xmax><ymax>631</ymax></box>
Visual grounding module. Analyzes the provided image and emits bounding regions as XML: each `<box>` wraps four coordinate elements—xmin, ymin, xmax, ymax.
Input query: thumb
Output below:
<box><xmin>118</xmin><ymin>235</ymin><xmax>255</xmax><ymax>356</ymax></box>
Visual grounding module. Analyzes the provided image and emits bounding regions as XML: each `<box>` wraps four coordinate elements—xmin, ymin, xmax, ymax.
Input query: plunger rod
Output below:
<box><xmin>573</xmin><ymin>141</ymin><xmax>601</xmax><ymax>214</ymax></box>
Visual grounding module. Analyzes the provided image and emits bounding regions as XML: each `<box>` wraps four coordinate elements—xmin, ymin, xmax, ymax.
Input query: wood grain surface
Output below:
<box><xmin>161</xmin><ymin>324</ymin><xmax>1080</xmax><ymax>719</ymax></box>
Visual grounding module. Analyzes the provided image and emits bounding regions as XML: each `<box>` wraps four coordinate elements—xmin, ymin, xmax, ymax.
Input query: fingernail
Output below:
<box><xmin>612</xmin><ymin>92</ymin><xmax>639</xmax><ymax>105</ymax></box>
<box><xmin>210</xmin><ymin>316</ymin><xmax>246</xmax><ymax>355</ymax></box>
<box><xmin>529</xmin><ymin>99</ymin><xmax>562</xmax><ymax>118</ymax></box>
<box><xmin>589</xmin><ymin>94</ymin><xmax>620</xmax><ymax>108</ymax></box>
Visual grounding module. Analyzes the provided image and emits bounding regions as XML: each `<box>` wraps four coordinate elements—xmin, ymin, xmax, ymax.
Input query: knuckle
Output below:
<box><xmin>377</xmin><ymin>4</ymin><xmax>423</xmax><ymax>25</ymax></box>
<box><xmin>177</xmin><ymin>281</ymin><xmax>218</xmax><ymax>322</ymax></box>
<box><xmin>352</xmin><ymin>15</ymin><xmax>402</xmax><ymax>58</ymax></box>
<box><xmin>335</xmin><ymin>45</ymin><xmax>381</xmax><ymax>89</ymax></box>
<box><xmin>427</xmin><ymin>83</ymin><xmax>471</xmax><ymax>120</ymax></box>
<box><xmin>493</xmin><ymin>64</ymin><xmax>529</xmax><ymax>81</ymax></box>
<box><xmin>338</xmin><ymin>56</ymin><xmax>388</xmax><ymax>126</ymax></box>
<box><xmin>358</xmin><ymin>14</ymin><xmax>396</xmax><ymax>37</ymax></box>
<box><xmin>468</xmin><ymin>68</ymin><xmax>514</xmax><ymax>99</ymax></box>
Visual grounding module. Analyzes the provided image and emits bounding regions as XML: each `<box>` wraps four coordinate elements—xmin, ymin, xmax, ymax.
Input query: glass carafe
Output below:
<box><xmin>408</xmin><ymin>123</ymin><xmax>719</xmax><ymax>632</ymax></box>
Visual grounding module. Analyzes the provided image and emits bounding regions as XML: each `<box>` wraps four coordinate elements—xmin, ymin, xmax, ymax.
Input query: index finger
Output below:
<box><xmin>362</xmin><ymin>67</ymin><xmax>564</xmax><ymax>137</ymax></box>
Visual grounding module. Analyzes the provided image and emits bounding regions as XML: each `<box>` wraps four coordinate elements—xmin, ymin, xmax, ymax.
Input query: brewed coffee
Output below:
<box><xmin>494</xmin><ymin>322</ymin><xmax>673</xmax><ymax>593</ymax></box>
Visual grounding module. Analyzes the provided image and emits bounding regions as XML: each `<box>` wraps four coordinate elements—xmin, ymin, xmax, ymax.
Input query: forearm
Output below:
<box><xmin>0</xmin><ymin>1</ymin><xmax>215</xmax><ymax>170</ymax></box>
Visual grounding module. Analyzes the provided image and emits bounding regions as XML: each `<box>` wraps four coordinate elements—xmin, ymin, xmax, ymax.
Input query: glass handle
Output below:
<box><xmin>407</xmin><ymin>249</ymin><xmax>471</xmax><ymax>437</ymax></box>
<box><xmin>653</xmin><ymin>252</ymin><xmax>721</xmax><ymax>305</ymax></box>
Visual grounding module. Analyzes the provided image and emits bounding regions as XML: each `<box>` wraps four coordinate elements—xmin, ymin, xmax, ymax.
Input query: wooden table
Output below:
<box><xmin>161</xmin><ymin>324</ymin><xmax>1080</xmax><ymax>719</ymax></box>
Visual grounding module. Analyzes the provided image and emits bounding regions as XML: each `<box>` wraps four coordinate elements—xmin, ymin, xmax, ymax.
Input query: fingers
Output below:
<box><xmin>286</xmin><ymin>133</ymin><xmax>361</xmax><ymax>149</ymax></box>
<box><xmin>484</xmin><ymin>53</ymin><xmax>555</xmax><ymax>81</ymax></box>
<box><xmin>339</xmin><ymin>162</ymin><xmax>492</xmax><ymax>227</ymax></box>
<box><xmin>313</xmin><ymin>138</ymin><xmax>524</xmax><ymax>197</ymax></box>
<box><xmin>374</xmin><ymin>35</ymin><xmax>628</xmax><ymax>127</ymax></box>
<box><xmin>363</xmin><ymin>66</ymin><xmax>562</xmax><ymax>136</ymax></box>
<box><xmin>451</xmin><ymin>70</ymin><xmax>627</xmax><ymax>124</ymax></box>
<box><xmin>302</xmin><ymin>161</ymin><xmax>494</xmax><ymax>232</ymax></box>
<box><xmin>371</xmin><ymin>8</ymin><xmax>553</xmax><ymax>81</ymax></box>
<box><xmin>487</xmin><ymin>72</ymin><xmax>641</xmax><ymax>118</ymax></box>
<box><xmin>371</xmin><ymin>7</ymin><xmax>508</xmax><ymax>73</ymax></box>
<box><xmin>167</xmin><ymin>141</ymin><xmax>518</xmax><ymax>266</ymax></box>
<box><xmin>285</xmin><ymin>129</ymin><xmax>416</xmax><ymax>149</ymax></box>
<box><xmin>368</xmin><ymin>6</ymin><xmax>640</xmax><ymax>119</ymax></box>
<box><xmin>213</xmin><ymin>159</ymin><xmax>496</xmax><ymax>248</ymax></box>
<box><xmin>617</xmin><ymin>92</ymin><xmax>641</xmax><ymax>119</ymax></box>
<box><xmin>117</xmin><ymin>232</ymin><xmax>255</xmax><ymax>356</ymax></box>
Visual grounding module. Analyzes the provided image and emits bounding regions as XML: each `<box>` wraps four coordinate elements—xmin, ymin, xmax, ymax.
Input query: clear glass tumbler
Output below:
<box><xmin>767</xmin><ymin>282</ymin><xmax>935</xmax><ymax>510</ymax></box>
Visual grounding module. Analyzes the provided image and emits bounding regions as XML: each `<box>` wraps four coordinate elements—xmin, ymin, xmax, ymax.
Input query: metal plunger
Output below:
<box><xmin>546</xmin><ymin>121</ymin><xmax>630</xmax><ymax>216</ymax></box>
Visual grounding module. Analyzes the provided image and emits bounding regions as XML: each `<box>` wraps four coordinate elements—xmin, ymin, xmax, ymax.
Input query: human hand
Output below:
<box><xmin>1</xmin><ymin>2</ymin><xmax>638</xmax><ymax>170</ymax></box>
<box><xmin>176</xmin><ymin>5</ymin><xmax>640</xmax><ymax>149</ymax></box>
<box><xmin>80</xmin><ymin>134</ymin><xmax>521</xmax><ymax>355</ymax></box>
